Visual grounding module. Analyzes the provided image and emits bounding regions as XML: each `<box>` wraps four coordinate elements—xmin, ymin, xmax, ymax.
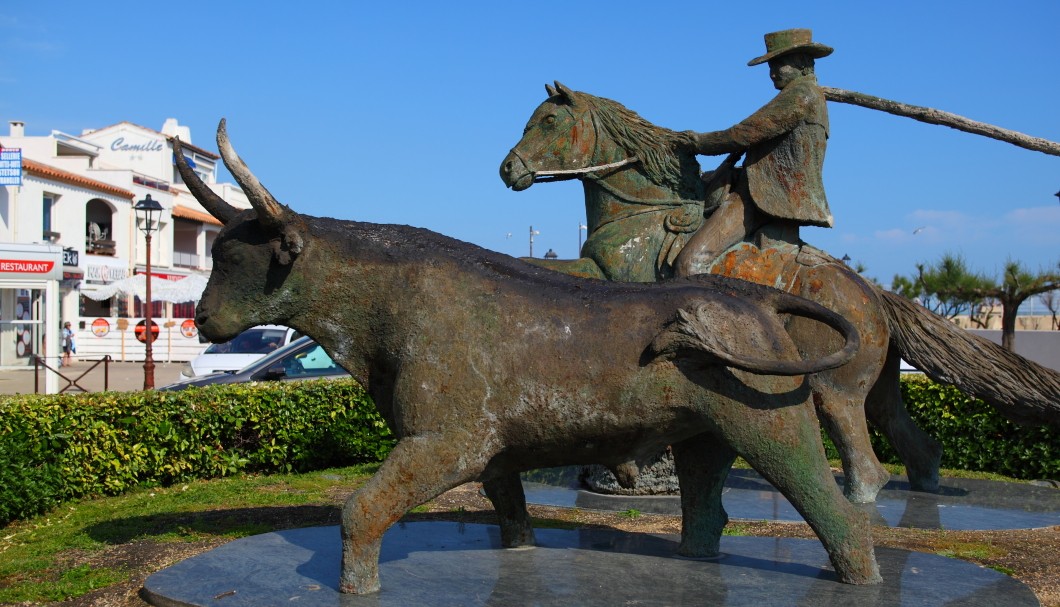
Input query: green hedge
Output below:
<box><xmin>0</xmin><ymin>380</ymin><xmax>393</xmax><ymax>525</ymax></box>
<box><xmin>866</xmin><ymin>376</ymin><xmax>1059</xmax><ymax>480</ymax></box>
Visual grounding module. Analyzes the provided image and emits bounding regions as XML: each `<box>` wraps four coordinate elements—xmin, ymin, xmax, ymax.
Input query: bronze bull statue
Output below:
<box><xmin>175</xmin><ymin>122</ymin><xmax>881</xmax><ymax>594</ymax></box>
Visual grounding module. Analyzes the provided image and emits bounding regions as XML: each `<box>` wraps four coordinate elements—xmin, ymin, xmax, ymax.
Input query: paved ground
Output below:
<box><xmin>0</xmin><ymin>360</ymin><xmax>185</xmax><ymax>394</ymax></box>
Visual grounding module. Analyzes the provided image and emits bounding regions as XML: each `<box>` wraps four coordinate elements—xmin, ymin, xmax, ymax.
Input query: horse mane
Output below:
<box><xmin>575</xmin><ymin>91</ymin><xmax>699</xmax><ymax>191</ymax></box>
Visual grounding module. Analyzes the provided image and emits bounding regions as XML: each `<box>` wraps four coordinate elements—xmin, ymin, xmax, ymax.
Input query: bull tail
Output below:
<box><xmin>649</xmin><ymin>289</ymin><xmax>860</xmax><ymax>377</ymax></box>
<box><xmin>878</xmin><ymin>288</ymin><xmax>1060</xmax><ymax>425</ymax></box>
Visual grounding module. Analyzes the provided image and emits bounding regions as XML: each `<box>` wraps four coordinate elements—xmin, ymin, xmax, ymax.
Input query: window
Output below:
<box><xmin>85</xmin><ymin>199</ymin><xmax>116</xmax><ymax>255</ymax></box>
<box><xmin>42</xmin><ymin>195</ymin><xmax>58</xmax><ymax>240</ymax></box>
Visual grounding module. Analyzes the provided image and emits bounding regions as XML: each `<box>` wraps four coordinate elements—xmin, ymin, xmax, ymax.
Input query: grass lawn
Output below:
<box><xmin>0</xmin><ymin>463</ymin><xmax>1056</xmax><ymax>606</ymax></box>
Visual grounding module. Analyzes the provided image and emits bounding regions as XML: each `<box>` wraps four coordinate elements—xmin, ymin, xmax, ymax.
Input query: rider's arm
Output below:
<box><xmin>691</xmin><ymin>79</ymin><xmax>817</xmax><ymax>155</ymax></box>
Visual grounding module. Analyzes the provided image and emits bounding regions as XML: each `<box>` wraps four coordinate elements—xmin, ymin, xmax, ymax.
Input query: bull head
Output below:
<box><xmin>174</xmin><ymin>120</ymin><xmax>306</xmax><ymax>265</ymax></box>
<box><xmin>174</xmin><ymin>121</ymin><xmax>309</xmax><ymax>341</ymax></box>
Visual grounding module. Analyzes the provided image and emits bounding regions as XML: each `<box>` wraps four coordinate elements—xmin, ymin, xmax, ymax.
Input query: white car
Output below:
<box><xmin>179</xmin><ymin>325</ymin><xmax>301</xmax><ymax>380</ymax></box>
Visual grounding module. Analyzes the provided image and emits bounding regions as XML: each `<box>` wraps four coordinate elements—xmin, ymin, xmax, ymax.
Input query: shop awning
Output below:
<box><xmin>81</xmin><ymin>274</ymin><xmax>208</xmax><ymax>302</ymax></box>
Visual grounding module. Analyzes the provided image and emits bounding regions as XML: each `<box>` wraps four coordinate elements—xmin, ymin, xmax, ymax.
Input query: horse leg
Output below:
<box><xmin>865</xmin><ymin>348</ymin><xmax>942</xmax><ymax>492</ymax></box>
<box><xmin>727</xmin><ymin>404</ymin><xmax>881</xmax><ymax>585</ymax></box>
<box><xmin>339</xmin><ymin>432</ymin><xmax>490</xmax><ymax>594</ymax></box>
<box><xmin>814</xmin><ymin>382</ymin><xmax>891</xmax><ymax>504</ymax></box>
<box><xmin>672</xmin><ymin>435</ymin><xmax>737</xmax><ymax>557</ymax></box>
<box><xmin>482</xmin><ymin>472</ymin><xmax>535</xmax><ymax>548</ymax></box>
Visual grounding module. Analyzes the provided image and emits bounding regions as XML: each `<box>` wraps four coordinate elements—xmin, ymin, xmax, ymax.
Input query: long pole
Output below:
<box><xmin>821</xmin><ymin>86</ymin><xmax>1060</xmax><ymax>157</ymax></box>
<box><xmin>143</xmin><ymin>233</ymin><xmax>155</xmax><ymax>390</ymax></box>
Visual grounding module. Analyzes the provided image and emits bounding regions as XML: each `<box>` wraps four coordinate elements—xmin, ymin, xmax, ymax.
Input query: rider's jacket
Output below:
<box><xmin>694</xmin><ymin>74</ymin><xmax>832</xmax><ymax>228</ymax></box>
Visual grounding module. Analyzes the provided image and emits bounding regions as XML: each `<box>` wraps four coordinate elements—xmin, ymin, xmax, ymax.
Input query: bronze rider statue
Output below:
<box><xmin>675</xmin><ymin>28</ymin><xmax>834</xmax><ymax>277</ymax></box>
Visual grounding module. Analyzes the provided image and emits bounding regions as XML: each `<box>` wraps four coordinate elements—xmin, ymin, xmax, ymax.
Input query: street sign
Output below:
<box><xmin>0</xmin><ymin>149</ymin><xmax>22</xmax><ymax>186</ymax></box>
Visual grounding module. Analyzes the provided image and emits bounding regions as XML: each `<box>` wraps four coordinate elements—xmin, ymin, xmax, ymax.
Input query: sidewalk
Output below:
<box><xmin>0</xmin><ymin>360</ymin><xmax>185</xmax><ymax>395</ymax></box>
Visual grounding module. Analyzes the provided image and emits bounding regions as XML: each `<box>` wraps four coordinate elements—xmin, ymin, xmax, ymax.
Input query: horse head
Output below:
<box><xmin>174</xmin><ymin>121</ymin><xmax>309</xmax><ymax>343</ymax></box>
<box><xmin>501</xmin><ymin>83</ymin><xmax>700</xmax><ymax>194</ymax></box>
<box><xmin>499</xmin><ymin>82</ymin><xmax>603</xmax><ymax>191</ymax></box>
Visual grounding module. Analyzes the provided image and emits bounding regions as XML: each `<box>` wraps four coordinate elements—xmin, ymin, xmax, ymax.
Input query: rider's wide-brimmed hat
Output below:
<box><xmin>748</xmin><ymin>28</ymin><xmax>833</xmax><ymax>66</ymax></box>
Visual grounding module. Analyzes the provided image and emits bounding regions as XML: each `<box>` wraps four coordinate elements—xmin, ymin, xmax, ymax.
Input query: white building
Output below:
<box><xmin>0</xmin><ymin>118</ymin><xmax>250</xmax><ymax>370</ymax></box>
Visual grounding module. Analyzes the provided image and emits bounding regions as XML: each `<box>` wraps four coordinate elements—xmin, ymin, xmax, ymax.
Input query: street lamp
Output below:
<box><xmin>134</xmin><ymin>194</ymin><xmax>163</xmax><ymax>390</ymax></box>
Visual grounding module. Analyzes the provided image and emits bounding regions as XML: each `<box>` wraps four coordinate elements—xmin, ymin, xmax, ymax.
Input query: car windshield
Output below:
<box><xmin>203</xmin><ymin>328</ymin><xmax>288</xmax><ymax>354</ymax></box>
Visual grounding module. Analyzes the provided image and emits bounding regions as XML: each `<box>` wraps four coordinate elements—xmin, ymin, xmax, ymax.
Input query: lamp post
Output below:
<box><xmin>134</xmin><ymin>194</ymin><xmax>163</xmax><ymax>390</ymax></box>
<box><xmin>529</xmin><ymin>226</ymin><xmax>540</xmax><ymax>257</ymax></box>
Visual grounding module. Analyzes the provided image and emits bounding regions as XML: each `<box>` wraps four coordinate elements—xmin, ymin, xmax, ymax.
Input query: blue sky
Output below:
<box><xmin>1</xmin><ymin>1</ymin><xmax>1057</xmax><ymax>288</ymax></box>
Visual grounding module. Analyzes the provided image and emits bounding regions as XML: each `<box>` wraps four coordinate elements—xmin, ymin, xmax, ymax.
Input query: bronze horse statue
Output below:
<box><xmin>176</xmin><ymin>124</ymin><xmax>882</xmax><ymax>593</ymax></box>
<box><xmin>500</xmin><ymin>82</ymin><xmax>1060</xmax><ymax>502</ymax></box>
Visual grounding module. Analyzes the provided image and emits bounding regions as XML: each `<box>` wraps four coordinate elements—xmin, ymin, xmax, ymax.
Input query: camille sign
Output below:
<box><xmin>110</xmin><ymin>137</ymin><xmax>164</xmax><ymax>153</ymax></box>
<box><xmin>0</xmin><ymin>148</ymin><xmax>22</xmax><ymax>186</ymax></box>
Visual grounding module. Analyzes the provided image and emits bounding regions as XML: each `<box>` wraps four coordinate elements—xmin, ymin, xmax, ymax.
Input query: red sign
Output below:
<box><xmin>91</xmin><ymin>318</ymin><xmax>111</xmax><ymax>337</ymax></box>
<box><xmin>135</xmin><ymin>319</ymin><xmax>160</xmax><ymax>343</ymax></box>
<box><xmin>0</xmin><ymin>259</ymin><xmax>55</xmax><ymax>273</ymax></box>
<box><xmin>180</xmin><ymin>319</ymin><xmax>198</xmax><ymax>338</ymax></box>
<box><xmin>135</xmin><ymin>270</ymin><xmax>189</xmax><ymax>281</ymax></box>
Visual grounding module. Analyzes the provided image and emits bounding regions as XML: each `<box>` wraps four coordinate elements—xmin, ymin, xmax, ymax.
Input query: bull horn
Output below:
<box><xmin>216</xmin><ymin>119</ymin><xmax>288</xmax><ymax>231</ymax></box>
<box><xmin>173</xmin><ymin>137</ymin><xmax>239</xmax><ymax>224</ymax></box>
<box><xmin>545</xmin><ymin>83</ymin><xmax>558</xmax><ymax>97</ymax></box>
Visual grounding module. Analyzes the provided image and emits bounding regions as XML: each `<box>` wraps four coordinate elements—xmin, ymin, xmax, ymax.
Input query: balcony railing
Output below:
<box><xmin>86</xmin><ymin>238</ymin><xmax>117</xmax><ymax>256</ymax></box>
<box><xmin>173</xmin><ymin>252</ymin><xmax>211</xmax><ymax>269</ymax></box>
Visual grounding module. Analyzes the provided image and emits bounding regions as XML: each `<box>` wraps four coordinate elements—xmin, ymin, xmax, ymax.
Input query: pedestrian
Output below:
<box><xmin>61</xmin><ymin>321</ymin><xmax>75</xmax><ymax>366</ymax></box>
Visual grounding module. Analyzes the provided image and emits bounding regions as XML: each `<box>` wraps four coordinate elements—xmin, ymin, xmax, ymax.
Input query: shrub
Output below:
<box><xmin>0</xmin><ymin>379</ymin><xmax>393</xmax><ymax>525</ymax></box>
<box><xmin>822</xmin><ymin>376</ymin><xmax>1059</xmax><ymax>480</ymax></box>
<box><xmin>870</xmin><ymin>376</ymin><xmax>1059</xmax><ymax>480</ymax></box>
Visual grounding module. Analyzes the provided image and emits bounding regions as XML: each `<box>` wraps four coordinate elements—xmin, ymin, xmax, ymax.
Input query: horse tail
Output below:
<box><xmin>649</xmin><ymin>286</ymin><xmax>860</xmax><ymax>376</ymax></box>
<box><xmin>877</xmin><ymin>288</ymin><xmax>1060</xmax><ymax>426</ymax></box>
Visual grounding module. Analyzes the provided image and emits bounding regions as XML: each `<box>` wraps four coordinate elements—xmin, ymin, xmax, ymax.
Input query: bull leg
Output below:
<box><xmin>482</xmin><ymin>472</ymin><xmax>535</xmax><ymax>548</ymax></box>
<box><xmin>339</xmin><ymin>433</ymin><xmax>489</xmax><ymax>594</ymax></box>
<box><xmin>672</xmin><ymin>436</ymin><xmax>736</xmax><ymax>557</ymax></box>
<box><xmin>728</xmin><ymin>408</ymin><xmax>882</xmax><ymax>585</ymax></box>
<box><xmin>815</xmin><ymin>386</ymin><xmax>890</xmax><ymax>504</ymax></box>
<box><xmin>865</xmin><ymin>349</ymin><xmax>942</xmax><ymax>492</ymax></box>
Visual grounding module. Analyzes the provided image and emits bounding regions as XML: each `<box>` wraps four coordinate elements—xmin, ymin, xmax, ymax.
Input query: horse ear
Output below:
<box><xmin>554</xmin><ymin>81</ymin><xmax>576</xmax><ymax>105</ymax></box>
<box><xmin>545</xmin><ymin>83</ymin><xmax>558</xmax><ymax>97</ymax></box>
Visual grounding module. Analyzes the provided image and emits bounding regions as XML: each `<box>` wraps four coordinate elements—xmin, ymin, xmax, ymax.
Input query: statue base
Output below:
<box><xmin>141</xmin><ymin>522</ymin><xmax>1037</xmax><ymax>606</ymax></box>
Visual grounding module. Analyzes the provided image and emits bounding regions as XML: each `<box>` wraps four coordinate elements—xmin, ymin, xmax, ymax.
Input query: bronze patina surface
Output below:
<box><xmin>176</xmin><ymin>126</ymin><xmax>882</xmax><ymax>594</ymax></box>
<box><xmin>499</xmin><ymin>80</ymin><xmax>1060</xmax><ymax>506</ymax></box>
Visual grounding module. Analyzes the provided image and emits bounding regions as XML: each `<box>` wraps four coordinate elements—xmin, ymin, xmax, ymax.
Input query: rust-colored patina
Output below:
<box><xmin>176</xmin><ymin>125</ymin><xmax>882</xmax><ymax>594</ymax></box>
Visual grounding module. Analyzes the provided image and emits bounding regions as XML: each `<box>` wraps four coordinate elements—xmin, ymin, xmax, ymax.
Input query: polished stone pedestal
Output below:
<box><xmin>524</xmin><ymin>468</ymin><xmax>1060</xmax><ymax>530</ymax></box>
<box><xmin>141</xmin><ymin>522</ymin><xmax>1038</xmax><ymax>606</ymax></box>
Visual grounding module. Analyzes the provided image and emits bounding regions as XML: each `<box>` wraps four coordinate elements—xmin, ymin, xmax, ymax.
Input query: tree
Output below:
<box><xmin>975</xmin><ymin>261</ymin><xmax>1060</xmax><ymax>350</ymax></box>
<box><xmin>893</xmin><ymin>254</ymin><xmax>1060</xmax><ymax>351</ymax></box>
<box><xmin>891</xmin><ymin>254</ymin><xmax>991</xmax><ymax>320</ymax></box>
<box><xmin>1042</xmin><ymin>289</ymin><xmax>1060</xmax><ymax>330</ymax></box>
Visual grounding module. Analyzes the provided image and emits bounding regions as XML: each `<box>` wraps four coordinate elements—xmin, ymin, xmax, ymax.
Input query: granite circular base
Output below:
<box><xmin>141</xmin><ymin>522</ymin><xmax>1038</xmax><ymax>607</ymax></box>
<box><xmin>523</xmin><ymin>468</ymin><xmax>1060</xmax><ymax>530</ymax></box>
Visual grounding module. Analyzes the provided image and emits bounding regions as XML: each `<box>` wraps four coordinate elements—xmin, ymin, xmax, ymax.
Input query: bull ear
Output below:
<box><xmin>554</xmin><ymin>81</ymin><xmax>576</xmax><ymax>105</ymax></box>
<box><xmin>174</xmin><ymin>137</ymin><xmax>239</xmax><ymax>224</ymax></box>
<box><xmin>545</xmin><ymin>83</ymin><xmax>558</xmax><ymax>97</ymax></box>
<box><xmin>216</xmin><ymin>119</ymin><xmax>306</xmax><ymax>265</ymax></box>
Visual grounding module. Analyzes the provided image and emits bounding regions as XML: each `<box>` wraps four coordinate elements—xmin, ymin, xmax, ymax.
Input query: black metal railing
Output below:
<box><xmin>34</xmin><ymin>355</ymin><xmax>112</xmax><ymax>394</ymax></box>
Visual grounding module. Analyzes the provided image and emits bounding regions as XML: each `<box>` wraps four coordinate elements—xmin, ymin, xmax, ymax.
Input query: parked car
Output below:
<box><xmin>163</xmin><ymin>336</ymin><xmax>349</xmax><ymax>390</ymax></box>
<box><xmin>179</xmin><ymin>325</ymin><xmax>301</xmax><ymax>380</ymax></box>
